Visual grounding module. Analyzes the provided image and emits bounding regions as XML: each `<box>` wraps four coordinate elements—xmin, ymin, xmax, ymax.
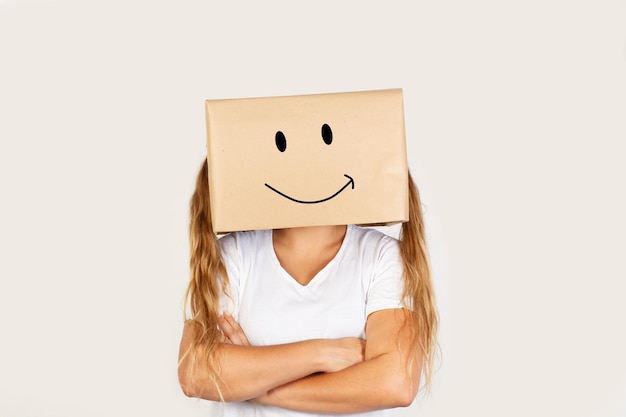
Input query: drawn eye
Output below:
<box><xmin>321</xmin><ymin>124</ymin><xmax>333</xmax><ymax>145</ymax></box>
<box><xmin>275</xmin><ymin>131</ymin><xmax>287</xmax><ymax>152</ymax></box>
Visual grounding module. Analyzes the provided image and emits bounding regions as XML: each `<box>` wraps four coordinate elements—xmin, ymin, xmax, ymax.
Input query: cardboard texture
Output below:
<box><xmin>205</xmin><ymin>89</ymin><xmax>409</xmax><ymax>233</ymax></box>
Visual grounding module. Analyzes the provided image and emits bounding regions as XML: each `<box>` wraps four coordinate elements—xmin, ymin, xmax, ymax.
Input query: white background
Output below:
<box><xmin>1</xmin><ymin>1</ymin><xmax>625</xmax><ymax>416</ymax></box>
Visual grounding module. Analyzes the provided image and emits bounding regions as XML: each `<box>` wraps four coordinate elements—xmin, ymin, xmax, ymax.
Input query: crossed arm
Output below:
<box><xmin>178</xmin><ymin>308</ymin><xmax>420</xmax><ymax>414</ymax></box>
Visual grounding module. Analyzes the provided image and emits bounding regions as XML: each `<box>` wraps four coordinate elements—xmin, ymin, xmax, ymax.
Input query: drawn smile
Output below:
<box><xmin>264</xmin><ymin>174</ymin><xmax>355</xmax><ymax>204</ymax></box>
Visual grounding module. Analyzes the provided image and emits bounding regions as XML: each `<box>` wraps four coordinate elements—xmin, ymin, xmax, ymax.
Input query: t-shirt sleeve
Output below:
<box><xmin>365</xmin><ymin>237</ymin><xmax>405</xmax><ymax>318</ymax></box>
<box><xmin>217</xmin><ymin>233</ymin><xmax>240</xmax><ymax>317</ymax></box>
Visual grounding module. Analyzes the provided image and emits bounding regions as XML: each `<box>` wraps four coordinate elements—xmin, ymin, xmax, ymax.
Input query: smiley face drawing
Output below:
<box><xmin>264</xmin><ymin>123</ymin><xmax>355</xmax><ymax>204</ymax></box>
<box><xmin>204</xmin><ymin>89</ymin><xmax>409</xmax><ymax>233</ymax></box>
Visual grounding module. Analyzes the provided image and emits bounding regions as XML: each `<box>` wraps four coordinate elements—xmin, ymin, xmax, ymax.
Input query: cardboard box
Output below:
<box><xmin>205</xmin><ymin>88</ymin><xmax>408</xmax><ymax>233</ymax></box>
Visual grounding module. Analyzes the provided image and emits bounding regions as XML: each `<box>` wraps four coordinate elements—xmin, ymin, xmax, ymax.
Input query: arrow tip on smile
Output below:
<box><xmin>344</xmin><ymin>174</ymin><xmax>355</xmax><ymax>189</ymax></box>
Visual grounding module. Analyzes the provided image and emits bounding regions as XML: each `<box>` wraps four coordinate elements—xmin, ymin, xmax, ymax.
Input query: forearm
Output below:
<box><xmin>257</xmin><ymin>309</ymin><xmax>421</xmax><ymax>414</ymax></box>
<box><xmin>257</xmin><ymin>352</ymin><xmax>418</xmax><ymax>414</ymax></box>
<box><xmin>209</xmin><ymin>341</ymin><xmax>327</xmax><ymax>401</ymax></box>
<box><xmin>179</xmin><ymin>324</ymin><xmax>327</xmax><ymax>402</ymax></box>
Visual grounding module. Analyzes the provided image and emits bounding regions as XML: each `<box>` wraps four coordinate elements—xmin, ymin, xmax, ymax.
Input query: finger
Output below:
<box><xmin>217</xmin><ymin>315</ymin><xmax>235</xmax><ymax>342</ymax></box>
<box><xmin>218</xmin><ymin>328</ymin><xmax>231</xmax><ymax>344</ymax></box>
<box><xmin>217</xmin><ymin>315</ymin><xmax>234</xmax><ymax>333</ymax></box>
<box><xmin>219</xmin><ymin>315</ymin><xmax>250</xmax><ymax>346</ymax></box>
<box><xmin>225</xmin><ymin>315</ymin><xmax>251</xmax><ymax>346</ymax></box>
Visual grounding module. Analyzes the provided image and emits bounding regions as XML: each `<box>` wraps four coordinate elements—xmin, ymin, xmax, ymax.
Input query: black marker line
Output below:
<box><xmin>264</xmin><ymin>174</ymin><xmax>355</xmax><ymax>204</ymax></box>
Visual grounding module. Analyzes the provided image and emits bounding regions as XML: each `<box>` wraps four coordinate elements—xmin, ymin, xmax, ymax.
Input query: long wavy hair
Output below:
<box><xmin>181</xmin><ymin>158</ymin><xmax>438</xmax><ymax>392</ymax></box>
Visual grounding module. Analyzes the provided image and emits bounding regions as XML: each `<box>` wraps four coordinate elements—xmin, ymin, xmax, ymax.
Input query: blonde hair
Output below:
<box><xmin>400</xmin><ymin>173</ymin><xmax>439</xmax><ymax>391</ymax></box>
<box><xmin>181</xmin><ymin>159</ymin><xmax>438</xmax><ymax>392</ymax></box>
<box><xmin>181</xmin><ymin>159</ymin><xmax>229</xmax><ymax>390</ymax></box>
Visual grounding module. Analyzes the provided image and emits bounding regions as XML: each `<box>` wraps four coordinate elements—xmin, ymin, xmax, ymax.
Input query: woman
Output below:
<box><xmin>178</xmin><ymin>159</ymin><xmax>438</xmax><ymax>416</ymax></box>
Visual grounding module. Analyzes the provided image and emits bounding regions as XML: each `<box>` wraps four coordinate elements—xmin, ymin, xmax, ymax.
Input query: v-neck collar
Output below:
<box><xmin>268</xmin><ymin>225</ymin><xmax>353</xmax><ymax>289</ymax></box>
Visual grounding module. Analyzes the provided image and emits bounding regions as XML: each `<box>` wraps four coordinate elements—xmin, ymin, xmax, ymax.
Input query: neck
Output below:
<box><xmin>271</xmin><ymin>225</ymin><xmax>348</xmax><ymax>286</ymax></box>
<box><xmin>273</xmin><ymin>225</ymin><xmax>347</xmax><ymax>247</ymax></box>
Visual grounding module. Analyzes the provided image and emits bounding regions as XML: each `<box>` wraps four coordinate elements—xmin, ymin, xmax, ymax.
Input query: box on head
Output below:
<box><xmin>204</xmin><ymin>88</ymin><xmax>409</xmax><ymax>233</ymax></box>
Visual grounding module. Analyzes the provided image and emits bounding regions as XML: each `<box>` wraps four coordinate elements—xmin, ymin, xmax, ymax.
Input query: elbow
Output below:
<box><xmin>180</xmin><ymin>381</ymin><xmax>197</xmax><ymax>399</ymax></box>
<box><xmin>178</xmin><ymin>322</ymin><xmax>231</xmax><ymax>401</ymax></box>
<box><xmin>385</xmin><ymin>375</ymin><xmax>418</xmax><ymax>408</ymax></box>
<box><xmin>178</xmin><ymin>369</ymin><xmax>221</xmax><ymax>401</ymax></box>
<box><xmin>178</xmin><ymin>361</ymin><xmax>234</xmax><ymax>402</ymax></box>
<box><xmin>379</xmin><ymin>363</ymin><xmax>420</xmax><ymax>408</ymax></box>
<box><xmin>178</xmin><ymin>347</ymin><xmax>201</xmax><ymax>398</ymax></box>
<box><xmin>178</xmin><ymin>364</ymin><xmax>200</xmax><ymax>398</ymax></box>
<box><xmin>178</xmin><ymin>367</ymin><xmax>223</xmax><ymax>401</ymax></box>
<box><xmin>178</xmin><ymin>358</ymin><xmax>214</xmax><ymax>400</ymax></box>
<box><xmin>394</xmin><ymin>385</ymin><xmax>418</xmax><ymax>408</ymax></box>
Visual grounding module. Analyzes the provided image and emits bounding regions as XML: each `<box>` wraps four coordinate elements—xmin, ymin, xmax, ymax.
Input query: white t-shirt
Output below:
<box><xmin>214</xmin><ymin>224</ymin><xmax>405</xmax><ymax>417</ymax></box>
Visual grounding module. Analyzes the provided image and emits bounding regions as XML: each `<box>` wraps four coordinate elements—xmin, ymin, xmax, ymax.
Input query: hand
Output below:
<box><xmin>218</xmin><ymin>314</ymin><xmax>251</xmax><ymax>346</ymax></box>
<box><xmin>218</xmin><ymin>315</ymin><xmax>363</xmax><ymax>371</ymax></box>
<box><xmin>321</xmin><ymin>337</ymin><xmax>365</xmax><ymax>373</ymax></box>
<box><xmin>251</xmin><ymin>338</ymin><xmax>365</xmax><ymax>407</ymax></box>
